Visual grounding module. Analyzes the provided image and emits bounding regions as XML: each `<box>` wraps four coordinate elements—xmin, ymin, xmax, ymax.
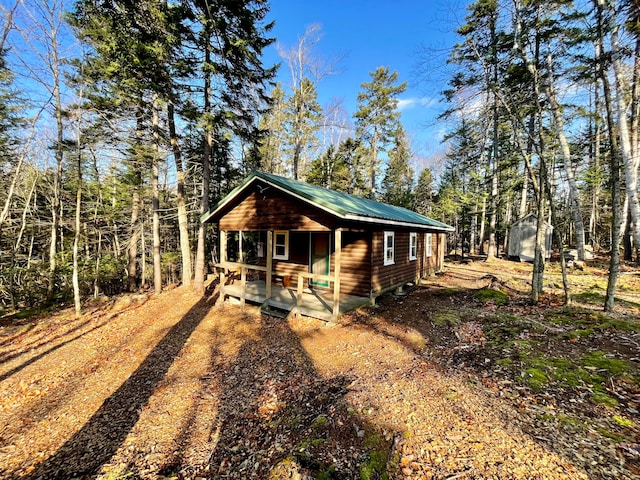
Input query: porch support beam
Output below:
<box><xmin>332</xmin><ymin>229</ymin><xmax>342</xmax><ymax>320</ymax></box>
<box><xmin>217</xmin><ymin>230</ymin><xmax>227</xmax><ymax>305</ymax></box>
<box><xmin>266</xmin><ymin>230</ymin><xmax>273</xmax><ymax>300</ymax></box>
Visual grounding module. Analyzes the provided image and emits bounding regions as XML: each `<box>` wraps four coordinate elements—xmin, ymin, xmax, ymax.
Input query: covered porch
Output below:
<box><xmin>219</xmin><ymin>275</ymin><xmax>369</xmax><ymax>321</ymax></box>
<box><xmin>216</xmin><ymin>229</ymin><xmax>367</xmax><ymax>321</ymax></box>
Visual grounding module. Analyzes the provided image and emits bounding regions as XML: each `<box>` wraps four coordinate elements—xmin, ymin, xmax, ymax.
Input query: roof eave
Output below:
<box><xmin>343</xmin><ymin>213</ymin><xmax>455</xmax><ymax>232</ymax></box>
<box><xmin>200</xmin><ymin>173</ymin><xmax>259</xmax><ymax>224</ymax></box>
<box><xmin>202</xmin><ymin>171</ymin><xmax>455</xmax><ymax>232</ymax></box>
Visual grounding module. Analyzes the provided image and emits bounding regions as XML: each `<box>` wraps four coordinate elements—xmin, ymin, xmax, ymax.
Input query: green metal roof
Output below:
<box><xmin>202</xmin><ymin>171</ymin><xmax>454</xmax><ymax>231</ymax></box>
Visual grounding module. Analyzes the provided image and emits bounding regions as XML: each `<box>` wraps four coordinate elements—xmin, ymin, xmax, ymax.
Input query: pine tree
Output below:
<box><xmin>285</xmin><ymin>77</ymin><xmax>322</xmax><ymax>179</ymax></box>
<box><xmin>382</xmin><ymin>125</ymin><xmax>414</xmax><ymax>208</ymax></box>
<box><xmin>306</xmin><ymin>137</ymin><xmax>361</xmax><ymax>192</ymax></box>
<box><xmin>259</xmin><ymin>82</ymin><xmax>288</xmax><ymax>175</ymax></box>
<box><xmin>354</xmin><ymin>66</ymin><xmax>407</xmax><ymax>198</ymax></box>
<box><xmin>413</xmin><ymin>167</ymin><xmax>434</xmax><ymax>215</ymax></box>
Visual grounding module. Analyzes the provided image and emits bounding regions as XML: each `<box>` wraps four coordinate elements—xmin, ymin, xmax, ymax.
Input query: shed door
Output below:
<box><xmin>310</xmin><ymin>232</ymin><xmax>330</xmax><ymax>287</ymax></box>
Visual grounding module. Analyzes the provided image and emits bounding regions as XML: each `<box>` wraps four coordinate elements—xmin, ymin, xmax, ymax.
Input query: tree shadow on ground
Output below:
<box><xmin>164</xmin><ymin>311</ymin><xmax>397</xmax><ymax>480</ymax></box>
<box><xmin>23</xmin><ymin>295</ymin><xmax>216</xmax><ymax>480</ymax></box>
<box><xmin>360</xmin><ymin>286</ymin><xmax>619</xmax><ymax>480</ymax></box>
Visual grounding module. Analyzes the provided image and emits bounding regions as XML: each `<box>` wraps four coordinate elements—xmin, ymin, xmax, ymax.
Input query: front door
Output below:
<box><xmin>310</xmin><ymin>232</ymin><xmax>330</xmax><ymax>288</ymax></box>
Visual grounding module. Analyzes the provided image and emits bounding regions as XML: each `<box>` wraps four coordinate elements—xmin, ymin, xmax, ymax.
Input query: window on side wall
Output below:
<box><xmin>425</xmin><ymin>233</ymin><xmax>433</xmax><ymax>257</ymax></box>
<box><xmin>274</xmin><ymin>230</ymin><xmax>289</xmax><ymax>260</ymax></box>
<box><xmin>384</xmin><ymin>231</ymin><xmax>395</xmax><ymax>266</ymax></box>
<box><xmin>409</xmin><ymin>232</ymin><xmax>417</xmax><ymax>260</ymax></box>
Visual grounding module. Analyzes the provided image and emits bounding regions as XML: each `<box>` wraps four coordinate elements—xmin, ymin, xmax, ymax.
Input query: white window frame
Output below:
<box><xmin>383</xmin><ymin>231</ymin><xmax>395</xmax><ymax>266</ymax></box>
<box><xmin>409</xmin><ymin>232</ymin><xmax>417</xmax><ymax>261</ymax></box>
<box><xmin>425</xmin><ymin>233</ymin><xmax>433</xmax><ymax>257</ymax></box>
<box><xmin>273</xmin><ymin>230</ymin><xmax>289</xmax><ymax>260</ymax></box>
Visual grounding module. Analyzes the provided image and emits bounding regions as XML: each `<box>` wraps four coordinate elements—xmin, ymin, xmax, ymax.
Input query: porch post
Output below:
<box><xmin>332</xmin><ymin>229</ymin><xmax>342</xmax><ymax>319</ymax></box>
<box><xmin>217</xmin><ymin>230</ymin><xmax>227</xmax><ymax>305</ymax></box>
<box><xmin>266</xmin><ymin>230</ymin><xmax>273</xmax><ymax>299</ymax></box>
<box><xmin>240</xmin><ymin>266</ymin><xmax>246</xmax><ymax>309</ymax></box>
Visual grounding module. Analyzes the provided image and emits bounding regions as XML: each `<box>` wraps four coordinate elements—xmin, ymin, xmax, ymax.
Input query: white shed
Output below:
<box><xmin>508</xmin><ymin>213</ymin><xmax>553</xmax><ymax>262</ymax></box>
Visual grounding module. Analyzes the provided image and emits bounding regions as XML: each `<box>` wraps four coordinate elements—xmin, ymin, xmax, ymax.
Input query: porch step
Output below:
<box><xmin>260</xmin><ymin>303</ymin><xmax>290</xmax><ymax>319</ymax></box>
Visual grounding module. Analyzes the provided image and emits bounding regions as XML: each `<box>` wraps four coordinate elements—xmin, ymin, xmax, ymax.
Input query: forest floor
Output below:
<box><xmin>0</xmin><ymin>257</ymin><xmax>639</xmax><ymax>480</ymax></box>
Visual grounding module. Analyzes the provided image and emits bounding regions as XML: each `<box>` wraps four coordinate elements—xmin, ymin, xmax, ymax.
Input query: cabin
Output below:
<box><xmin>507</xmin><ymin>213</ymin><xmax>553</xmax><ymax>262</ymax></box>
<box><xmin>201</xmin><ymin>171</ymin><xmax>454</xmax><ymax>321</ymax></box>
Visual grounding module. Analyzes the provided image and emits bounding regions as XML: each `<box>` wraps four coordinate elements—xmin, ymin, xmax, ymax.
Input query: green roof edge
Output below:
<box><xmin>202</xmin><ymin>170</ymin><xmax>454</xmax><ymax>231</ymax></box>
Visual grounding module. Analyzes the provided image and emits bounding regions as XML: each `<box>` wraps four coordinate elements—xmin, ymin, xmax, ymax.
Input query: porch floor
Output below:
<box><xmin>221</xmin><ymin>280</ymin><xmax>369</xmax><ymax>321</ymax></box>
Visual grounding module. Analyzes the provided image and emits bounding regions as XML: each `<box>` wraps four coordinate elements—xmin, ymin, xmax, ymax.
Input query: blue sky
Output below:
<box><xmin>263</xmin><ymin>0</ymin><xmax>467</xmax><ymax>166</ymax></box>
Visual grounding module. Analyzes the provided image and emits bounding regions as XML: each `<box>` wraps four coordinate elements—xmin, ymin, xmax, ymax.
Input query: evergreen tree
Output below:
<box><xmin>413</xmin><ymin>167</ymin><xmax>434</xmax><ymax>215</ymax></box>
<box><xmin>285</xmin><ymin>77</ymin><xmax>322</xmax><ymax>179</ymax></box>
<box><xmin>306</xmin><ymin>137</ymin><xmax>361</xmax><ymax>192</ymax></box>
<box><xmin>382</xmin><ymin>125</ymin><xmax>414</xmax><ymax>208</ymax></box>
<box><xmin>258</xmin><ymin>82</ymin><xmax>288</xmax><ymax>175</ymax></box>
<box><xmin>354</xmin><ymin>66</ymin><xmax>406</xmax><ymax>198</ymax></box>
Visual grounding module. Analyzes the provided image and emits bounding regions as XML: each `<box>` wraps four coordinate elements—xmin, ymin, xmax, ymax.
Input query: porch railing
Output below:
<box><xmin>214</xmin><ymin>261</ymin><xmax>340</xmax><ymax>319</ymax></box>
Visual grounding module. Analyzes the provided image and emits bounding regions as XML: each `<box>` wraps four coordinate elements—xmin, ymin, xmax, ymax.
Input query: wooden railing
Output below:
<box><xmin>215</xmin><ymin>261</ymin><xmax>340</xmax><ymax>318</ymax></box>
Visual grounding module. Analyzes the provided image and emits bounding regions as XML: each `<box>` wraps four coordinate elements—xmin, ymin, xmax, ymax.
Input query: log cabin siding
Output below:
<box><xmin>331</xmin><ymin>231</ymin><xmax>371</xmax><ymax>297</ymax></box>
<box><xmin>420</xmin><ymin>232</ymin><xmax>442</xmax><ymax>278</ymax></box>
<box><xmin>219</xmin><ymin>190</ymin><xmax>336</xmax><ymax>231</ymax></box>
<box><xmin>371</xmin><ymin>230</ymin><xmax>423</xmax><ymax>294</ymax></box>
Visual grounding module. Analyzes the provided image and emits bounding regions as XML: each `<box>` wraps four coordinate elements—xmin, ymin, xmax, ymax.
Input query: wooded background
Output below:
<box><xmin>0</xmin><ymin>0</ymin><xmax>638</xmax><ymax>316</ymax></box>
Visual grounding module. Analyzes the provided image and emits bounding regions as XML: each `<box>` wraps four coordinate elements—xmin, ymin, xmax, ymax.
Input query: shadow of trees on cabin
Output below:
<box><xmin>22</xmin><ymin>295</ymin><xmax>216</xmax><ymax>480</ymax></box>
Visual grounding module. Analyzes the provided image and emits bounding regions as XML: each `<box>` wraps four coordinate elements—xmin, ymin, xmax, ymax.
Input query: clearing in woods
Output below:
<box><xmin>0</xmin><ymin>257</ymin><xmax>639</xmax><ymax>479</ymax></box>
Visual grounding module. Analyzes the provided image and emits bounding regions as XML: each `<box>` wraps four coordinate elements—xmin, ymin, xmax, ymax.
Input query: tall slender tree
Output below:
<box><xmin>382</xmin><ymin>125</ymin><xmax>414</xmax><ymax>208</ymax></box>
<box><xmin>354</xmin><ymin>66</ymin><xmax>406</xmax><ymax>198</ymax></box>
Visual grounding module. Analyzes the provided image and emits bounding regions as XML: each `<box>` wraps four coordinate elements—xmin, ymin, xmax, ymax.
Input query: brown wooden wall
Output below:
<box><xmin>331</xmin><ymin>231</ymin><xmax>371</xmax><ymax>297</ymax></box>
<box><xmin>217</xmin><ymin>184</ymin><xmax>448</xmax><ymax>298</ymax></box>
<box><xmin>420</xmin><ymin>232</ymin><xmax>445</xmax><ymax>277</ymax></box>
<box><xmin>371</xmin><ymin>230</ymin><xmax>446</xmax><ymax>295</ymax></box>
<box><xmin>219</xmin><ymin>189</ymin><xmax>336</xmax><ymax>231</ymax></box>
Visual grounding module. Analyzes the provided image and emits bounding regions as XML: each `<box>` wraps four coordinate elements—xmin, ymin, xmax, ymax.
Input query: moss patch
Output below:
<box><xmin>582</xmin><ymin>351</ymin><xmax>629</xmax><ymax>376</ymax></box>
<box><xmin>432</xmin><ymin>310</ymin><xmax>461</xmax><ymax>327</ymax></box>
<box><xmin>359</xmin><ymin>433</ymin><xmax>392</xmax><ymax>480</ymax></box>
<box><xmin>473</xmin><ymin>288</ymin><xmax>509</xmax><ymax>306</ymax></box>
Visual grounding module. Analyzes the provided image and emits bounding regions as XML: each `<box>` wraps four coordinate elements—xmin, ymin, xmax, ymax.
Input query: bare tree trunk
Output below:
<box><xmin>128</xmin><ymin>108</ymin><xmax>144</xmax><ymax>292</ymax></box>
<box><xmin>606</xmin><ymin>0</ymin><xmax>640</xmax><ymax>261</ymax></box>
<box><xmin>47</xmin><ymin>7</ymin><xmax>65</xmax><ymax>303</ymax></box>
<box><xmin>194</xmin><ymin>33</ymin><xmax>212</xmax><ymax>294</ymax></box>
<box><xmin>589</xmin><ymin>85</ymin><xmax>602</xmax><ymax>249</ymax></box>
<box><xmin>152</xmin><ymin>94</ymin><xmax>162</xmax><ymax>295</ymax></box>
<box><xmin>487</xmin><ymin>13</ymin><xmax>500</xmax><ymax>260</ymax></box>
<box><xmin>478</xmin><ymin>195</ymin><xmax>487</xmax><ymax>255</ymax></box>
<box><xmin>128</xmin><ymin>187</ymin><xmax>141</xmax><ymax>291</ymax></box>
<box><xmin>595</xmin><ymin>0</ymin><xmax>624</xmax><ymax>310</ymax></box>
<box><xmin>486</xmin><ymin>147</ymin><xmax>499</xmax><ymax>259</ymax></box>
<box><xmin>72</xmin><ymin>85</ymin><xmax>84</xmax><ymax>318</ymax></box>
<box><xmin>168</xmin><ymin>100</ymin><xmax>192</xmax><ymax>287</ymax></box>
<box><xmin>545</xmin><ymin>55</ymin><xmax>586</xmax><ymax>262</ymax></box>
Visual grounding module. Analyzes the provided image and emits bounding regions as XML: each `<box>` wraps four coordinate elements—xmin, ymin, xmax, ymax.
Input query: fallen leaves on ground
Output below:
<box><xmin>0</xmin><ymin>258</ymin><xmax>638</xmax><ymax>479</ymax></box>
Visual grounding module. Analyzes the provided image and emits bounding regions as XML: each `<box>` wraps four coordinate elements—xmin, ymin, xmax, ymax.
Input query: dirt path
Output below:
<box><xmin>0</xmin><ymin>260</ymin><xmax>637</xmax><ymax>479</ymax></box>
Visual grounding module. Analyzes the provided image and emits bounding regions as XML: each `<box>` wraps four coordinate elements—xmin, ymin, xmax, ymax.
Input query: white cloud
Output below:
<box><xmin>397</xmin><ymin>96</ymin><xmax>438</xmax><ymax>111</ymax></box>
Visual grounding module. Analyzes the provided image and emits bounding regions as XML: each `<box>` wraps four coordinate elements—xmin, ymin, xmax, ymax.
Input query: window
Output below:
<box><xmin>273</xmin><ymin>230</ymin><xmax>289</xmax><ymax>260</ymax></box>
<box><xmin>384</xmin><ymin>231</ymin><xmax>395</xmax><ymax>266</ymax></box>
<box><xmin>425</xmin><ymin>233</ymin><xmax>433</xmax><ymax>257</ymax></box>
<box><xmin>409</xmin><ymin>232</ymin><xmax>417</xmax><ymax>260</ymax></box>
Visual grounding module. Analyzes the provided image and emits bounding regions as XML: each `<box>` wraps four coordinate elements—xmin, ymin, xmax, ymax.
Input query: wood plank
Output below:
<box><xmin>217</xmin><ymin>231</ymin><xmax>227</xmax><ymax>306</ymax></box>
<box><xmin>266</xmin><ymin>231</ymin><xmax>273</xmax><ymax>299</ymax></box>
<box><xmin>220</xmin><ymin>190</ymin><xmax>336</xmax><ymax>231</ymax></box>
<box><xmin>333</xmin><ymin>229</ymin><xmax>341</xmax><ymax>319</ymax></box>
